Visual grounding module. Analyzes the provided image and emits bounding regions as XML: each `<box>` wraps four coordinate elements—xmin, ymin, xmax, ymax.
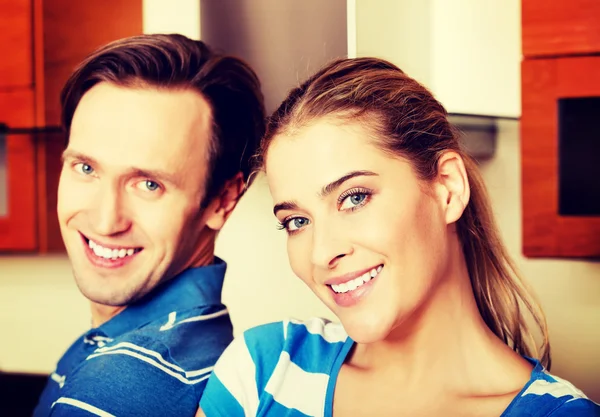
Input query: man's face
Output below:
<box><xmin>58</xmin><ymin>82</ymin><xmax>214</xmax><ymax>307</ymax></box>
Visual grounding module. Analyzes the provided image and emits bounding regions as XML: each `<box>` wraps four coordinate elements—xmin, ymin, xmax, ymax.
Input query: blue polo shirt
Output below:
<box><xmin>34</xmin><ymin>257</ymin><xmax>233</xmax><ymax>417</ymax></box>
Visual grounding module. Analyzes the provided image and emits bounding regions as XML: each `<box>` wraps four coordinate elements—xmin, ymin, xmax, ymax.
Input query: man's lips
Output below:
<box><xmin>80</xmin><ymin>232</ymin><xmax>143</xmax><ymax>260</ymax></box>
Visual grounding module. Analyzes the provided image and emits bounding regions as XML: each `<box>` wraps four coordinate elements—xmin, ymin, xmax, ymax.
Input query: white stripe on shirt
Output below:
<box><xmin>290</xmin><ymin>317</ymin><xmax>348</xmax><ymax>343</ymax></box>
<box><xmin>159</xmin><ymin>308</ymin><xmax>229</xmax><ymax>331</ymax></box>
<box><xmin>264</xmin><ymin>351</ymin><xmax>329</xmax><ymax>417</ymax></box>
<box><xmin>87</xmin><ymin>349</ymin><xmax>212</xmax><ymax>384</ymax></box>
<box><xmin>91</xmin><ymin>341</ymin><xmax>213</xmax><ymax>378</ymax></box>
<box><xmin>52</xmin><ymin>397</ymin><xmax>115</xmax><ymax>417</ymax></box>
<box><xmin>51</xmin><ymin>372</ymin><xmax>65</xmax><ymax>388</ymax></box>
<box><xmin>213</xmin><ymin>336</ymin><xmax>260</xmax><ymax>417</ymax></box>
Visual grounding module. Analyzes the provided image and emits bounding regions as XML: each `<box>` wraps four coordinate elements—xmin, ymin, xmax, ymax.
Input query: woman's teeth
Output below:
<box><xmin>331</xmin><ymin>265</ymin><xmax>383</xmax><ymax>294</ymax></box>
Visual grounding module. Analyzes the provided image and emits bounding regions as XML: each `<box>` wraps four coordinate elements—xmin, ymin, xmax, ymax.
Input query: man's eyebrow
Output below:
<box><xmin>61</xmin><ymin>149</ymin><xmax>98</xmax><ymax>166</ymax></box>
<box><xmin>319</xmin><ymin>170</ymin><xmax>378</xmax><ymax>198</ymax></box>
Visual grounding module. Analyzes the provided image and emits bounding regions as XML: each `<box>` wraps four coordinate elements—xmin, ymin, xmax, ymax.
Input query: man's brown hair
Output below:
<box><xmin>61</xmin><ymin>33</ymin><xmax>266</xmax><ymax>205</ymax></box>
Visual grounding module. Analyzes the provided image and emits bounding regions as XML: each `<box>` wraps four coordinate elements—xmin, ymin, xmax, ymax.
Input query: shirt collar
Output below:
<box><xmin>93</xmin><ymin>257</ymin><xmax>227</xmax><ymax>338</ymax></box>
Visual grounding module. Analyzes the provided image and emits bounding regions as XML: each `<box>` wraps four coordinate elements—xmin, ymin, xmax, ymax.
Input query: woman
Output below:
<box><xmin>198</xmin><ymin>58</ymin><xmax>599</xmax><ymax>416</ymax></box>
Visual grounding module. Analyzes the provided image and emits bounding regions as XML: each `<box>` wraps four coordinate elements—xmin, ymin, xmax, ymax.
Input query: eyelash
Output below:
<box><xmin>337</xmin><ymin>187</ymin><xmax>372</xmax><ymax>211</ymax></box>
<box><xmin>276</xmin><ymin>187</ymin><xmax>374</xmax><ymax>234</ymax></box>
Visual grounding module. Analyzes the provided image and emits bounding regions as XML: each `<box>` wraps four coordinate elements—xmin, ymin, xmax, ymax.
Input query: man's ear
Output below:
<box><xmin>434</xmin><ymin>152</ymin><xmax>470</xmax><ymax>225</ymax></box>
<box><xmin>204</xmin><ymin>172</ymin><xmax>245</xmax><ymax>231</ymax></box>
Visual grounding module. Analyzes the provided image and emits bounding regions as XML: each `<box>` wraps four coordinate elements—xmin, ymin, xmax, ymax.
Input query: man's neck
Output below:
<box><xmin>90</xmin><ymin>303</ymin><xmax>126</xmax><ymax>328</ymax></box>
<box><xmin>177</xmin><ymin>230</ymin><xmax>217</xmax><ymax>272</ymax></box>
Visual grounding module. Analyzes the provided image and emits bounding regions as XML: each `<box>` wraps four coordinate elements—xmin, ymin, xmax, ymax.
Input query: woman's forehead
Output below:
<box><xmin>264</xmin><ymin>120</ymin><xmax>410</xmax><ymax>201</ymax></box>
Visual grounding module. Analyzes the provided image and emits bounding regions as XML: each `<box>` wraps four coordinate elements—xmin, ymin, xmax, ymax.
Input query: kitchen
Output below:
<box><xmin>1</xmin><ymin>0</ymin><xmax>599</xmax><ymax>415</ymax></box>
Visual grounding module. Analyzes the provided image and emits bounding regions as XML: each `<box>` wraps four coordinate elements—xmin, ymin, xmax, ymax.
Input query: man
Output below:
<box><xmin>33</xmin><ymin>34</ymin><xmax>265</xmax><ymax>416</ymax></box>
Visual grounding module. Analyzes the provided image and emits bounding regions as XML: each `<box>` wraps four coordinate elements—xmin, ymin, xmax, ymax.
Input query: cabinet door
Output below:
<box><xmin>0</xmin><ymin>132</ymin><xmax>37</xmax><ymax>251</ymax></box>
<box><xmin>523</xmin><ymin>0</ymin><xmax>600</xmax><ymax>58</ymax></box>
<box><xmin>0</xmin><ymin>88</ymin><xmax>37</xmax><ymax>251</ymax></box>
<box><xmin>0</xmin><ymin>0</ymin><xmax>33</xmax><ymax>88</ymax></box>
<box><xmin>521</xmin><ymin>56</ymin><xmax>600</xmax><ymax>258</ymax></box>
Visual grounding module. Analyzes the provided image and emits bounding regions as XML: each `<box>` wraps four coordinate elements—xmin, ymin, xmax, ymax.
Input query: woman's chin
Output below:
<box><xmin>341</xmin><ymin>318</ymin><xmax>393</xmax><ymax>344</ymax></box>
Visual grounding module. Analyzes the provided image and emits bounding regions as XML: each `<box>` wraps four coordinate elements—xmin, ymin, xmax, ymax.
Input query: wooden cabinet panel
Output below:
<box><xmin>0</xmin><ymin>88</ymin><xmax>35</xmax><ymax>127</ymax></box>
<box><xmin>0</xmin><ymin>133</ymin><xmax>37</xmax><ymax>250</ymax></box>
<box><xmin>523</xmin><ymin>0</ymin><xmax>600</xmax><ymax>58</ymax></box>
<box><xmin>521</xmin><ymin>56</ymin><xmax>600</xmax><ymax>257</ymax></box>
<box><xmin>36</xmin><ymin>131</ymin><xmax>65</xmax><ymax>252</ymax></box>
<box><xmin>41</xmin><ymin>0</ymin><xmax>143</xmax><ymax>124</ymax></box>
<box><xmin>0</xmin><ymin>0</ymin><xmax>33</xmax><ymax>88</ymax></box>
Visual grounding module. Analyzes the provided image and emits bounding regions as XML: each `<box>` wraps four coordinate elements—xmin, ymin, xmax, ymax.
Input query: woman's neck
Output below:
<box><xmin>349</xmin><ymin>246</ymin><xmax>530</xmax><ymax>396</ymax></box>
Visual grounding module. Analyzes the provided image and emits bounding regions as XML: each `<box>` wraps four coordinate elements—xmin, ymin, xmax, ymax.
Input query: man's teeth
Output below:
<box><xmin>331</xmin><ymin>265</ymin><xmax>383</xmax><ymax>294</ymax></box>
<box><xmin>88</xmin><ymin>239</ymin><xmax>137</xmax><ymax>260</ymax></box>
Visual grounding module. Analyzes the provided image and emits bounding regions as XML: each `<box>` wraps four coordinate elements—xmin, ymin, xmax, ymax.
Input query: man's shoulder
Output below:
<box><xmin>126</xmin><ymin>304</ymin><xmax>234</xmax><ymax>369</ymax></box>
<box><xmin>47</xmin><ymin>332</ymin><xmax>199</xmax><ymax>416</ymax></box>
<box><xmin>41</xmin><ymin>306</ymin><xmax>233</xmax><ymax>416</ymax></box>
<box><xmin>101</xmin><ymin>306</ymin><xmax>233</xmax><ymax>378</ymax></box>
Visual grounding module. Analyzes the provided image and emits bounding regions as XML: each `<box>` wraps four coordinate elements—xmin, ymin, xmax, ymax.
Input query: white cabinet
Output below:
<box><xmin>352</xmin><ymin>0</ymin><xmax>521</xmax><ymax>118</ymax></box>
<box><xmin>198</xmin><ymin>0</ymin><xmax>520</xmax><ymax>117</ymax></box>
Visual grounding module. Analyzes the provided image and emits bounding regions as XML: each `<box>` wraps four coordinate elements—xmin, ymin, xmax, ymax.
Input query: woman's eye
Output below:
<box><xmin>287</xmin><ymin>217</ymin><xmax>310</xmax><ymax>232</ymax></box>
<box><xmin>340</xmin><ymin>193</ymin><xmax>368</xmax><ymax>210</ymax></box>
<box><xmin>74</xmin><ymin>163</ymin><xmax>94</xmax><ymax>175</ymax></box>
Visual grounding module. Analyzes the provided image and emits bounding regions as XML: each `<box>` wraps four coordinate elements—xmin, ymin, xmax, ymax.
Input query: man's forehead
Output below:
<box><xmin>70</xmin><ymin>84</ymin><xmax>213</xmax><ymax>158</ymax></box>
<box><xmin>72</xmin><ymin>83</ymin><xmax>212</xmax><ymax>132</ymax></box>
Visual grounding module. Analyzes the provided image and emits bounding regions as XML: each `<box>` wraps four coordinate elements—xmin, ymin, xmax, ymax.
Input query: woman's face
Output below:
<box><xmin>265</xmin><ymin>118</ymin><xmax>465</xmax><ymax>343</ymax></box>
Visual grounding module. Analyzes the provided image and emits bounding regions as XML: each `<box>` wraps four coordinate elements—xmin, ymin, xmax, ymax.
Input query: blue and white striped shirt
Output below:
<box><xmin>200</xmin><ymin>317</ymin><xmax>600</xmax><ymax>417</ymax></box>
<box><xmin>34</xmin><ymin>258</ymin><xmax>233</xmax><ymax>417</ymax></box>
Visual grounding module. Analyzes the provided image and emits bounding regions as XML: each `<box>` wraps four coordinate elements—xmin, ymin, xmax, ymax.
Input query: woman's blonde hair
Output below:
<box><xmin>254</xmin><ymin>57</ymin><xmax>551</xmax><ymax>368</ymax></box>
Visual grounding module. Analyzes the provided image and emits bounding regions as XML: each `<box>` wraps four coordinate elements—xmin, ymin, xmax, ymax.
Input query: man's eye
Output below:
<box><xmin>137</xmin><ymin>180</ymin><xmax>161</xmax><ymax>192</ymax></box>
<box><xmin>74</xmin><ymin>163</ymin><xmax>94</xmax><ymax>175</ymax></box>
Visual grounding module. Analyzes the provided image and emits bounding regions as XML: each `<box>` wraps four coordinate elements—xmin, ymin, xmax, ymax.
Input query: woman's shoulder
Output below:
<box><xmin>240</xmin><ymin>316</ymin><xmax>350</xmax><ymax>359</ymax></box>
<box><xmin>213</xmin><ymin>316</ymin><xmax>349</xmax><ymax>370</ymax></box>
<box><xmin>200</xmin><ymin>317</ymin><xmax>351</xmax><ymax>415</ymax></box>
<box><xmin>506</xmin><ymin>359</ymin><xmax>600</xmax><ymax>416</ymax></box>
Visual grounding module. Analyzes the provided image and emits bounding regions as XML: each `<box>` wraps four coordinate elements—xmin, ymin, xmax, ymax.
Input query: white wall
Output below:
<box><xmin>0</xmin><ymin>255</ymin><xmax>87</xmax><ymax>374</ymax></box>
<box><xmin>216</xmin><ymin>176</ymin><xmax>334</xmax><ymax>332</ymax></box>
<box><xmin>142</xmin><ymin>0</ymin><xmax>201</xmax><ymax>39</ymax></box>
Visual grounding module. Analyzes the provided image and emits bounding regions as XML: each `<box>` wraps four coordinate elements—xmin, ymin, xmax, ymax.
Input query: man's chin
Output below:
<box><xmin>73</xmin><ymin>273</ymin><xmax>140</xmax><ymax>307</ymax></box>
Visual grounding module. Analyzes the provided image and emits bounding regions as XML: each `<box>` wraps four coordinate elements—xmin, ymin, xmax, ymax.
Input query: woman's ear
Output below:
<box><xmin>434</xmin><ymin>151</ymin><xmax>470</xmax><ymax>225</ymax></box>
<box><xmin>204</xmin><ymin>172</ymin><xmax>245</xmax><ymax>231</ymax></box>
